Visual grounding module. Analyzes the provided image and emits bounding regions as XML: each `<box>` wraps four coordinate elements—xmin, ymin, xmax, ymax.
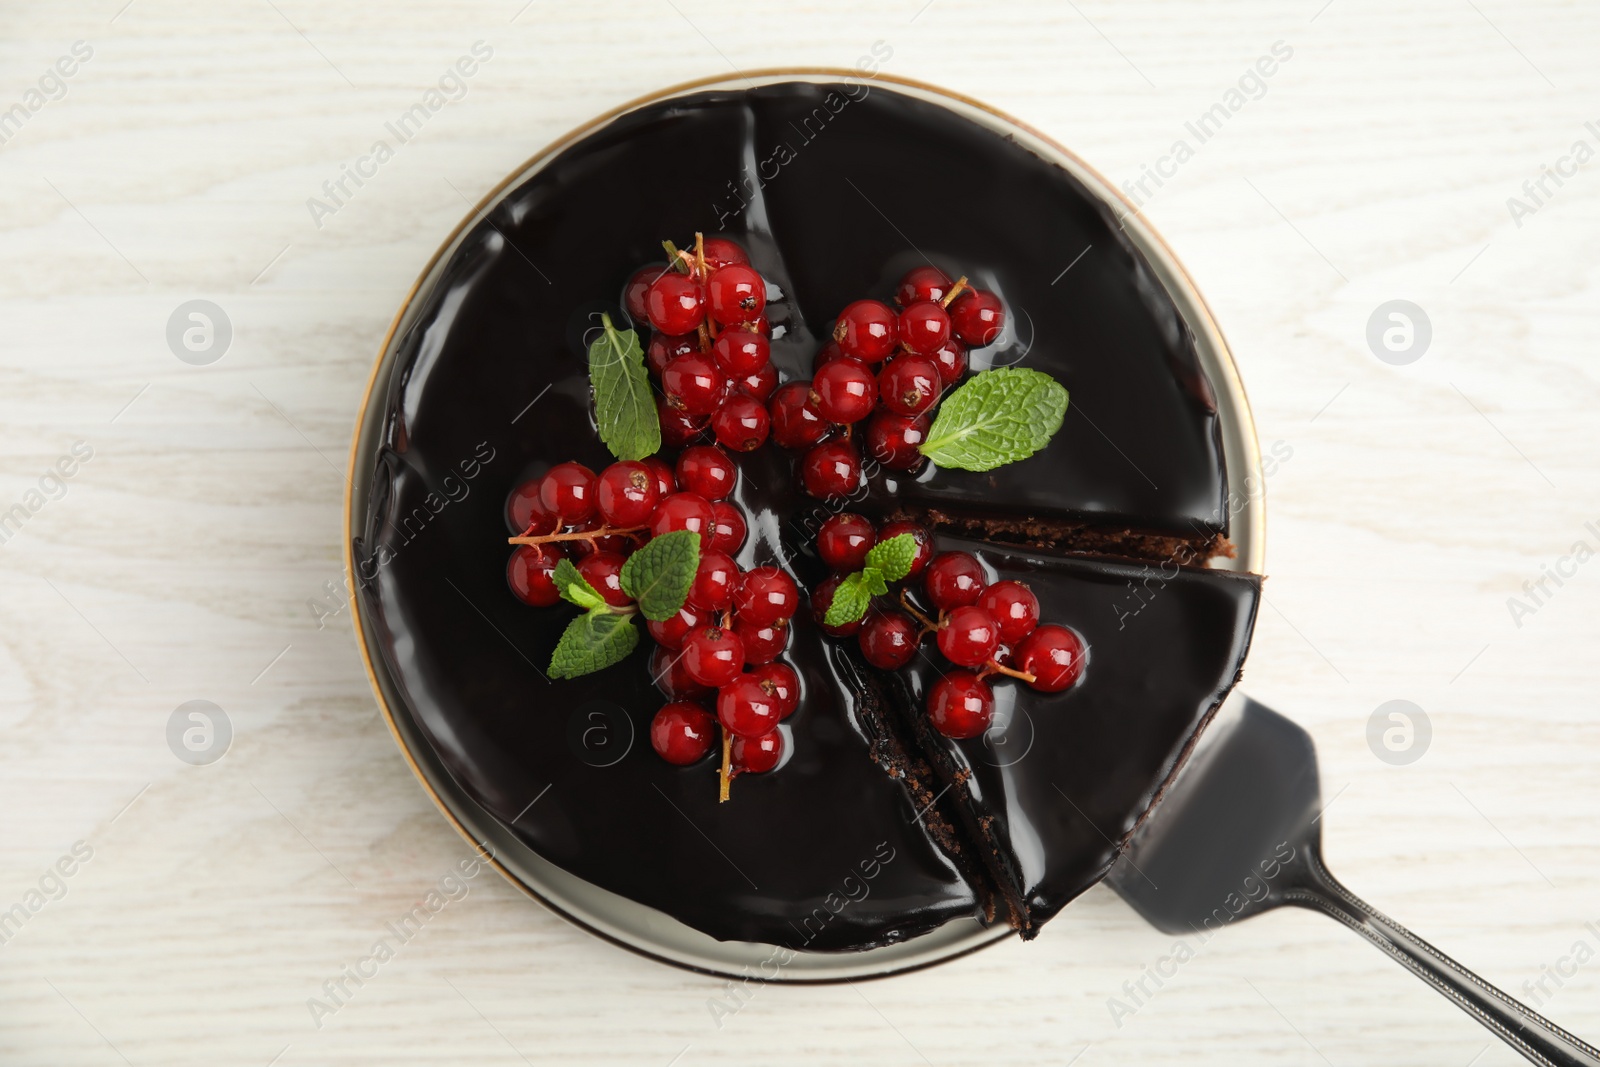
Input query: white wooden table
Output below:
<box><xmin>2</xmin><ymin>1</ymin><xmax>1597</xmax><ymax>1063</ymax></box>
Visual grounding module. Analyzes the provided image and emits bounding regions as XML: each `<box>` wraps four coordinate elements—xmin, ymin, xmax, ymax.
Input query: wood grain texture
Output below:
<box><xmin>1</xmin><ymin>0</ymin><xmax>1597</xmax><ymax>1063</ymax></box>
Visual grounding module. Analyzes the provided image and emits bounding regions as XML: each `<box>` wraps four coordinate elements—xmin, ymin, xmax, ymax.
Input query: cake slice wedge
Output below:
<box><xmin>880</xmin><ymin>535</ymin><xmax>1261</xmax><ymax>936</ymax></box>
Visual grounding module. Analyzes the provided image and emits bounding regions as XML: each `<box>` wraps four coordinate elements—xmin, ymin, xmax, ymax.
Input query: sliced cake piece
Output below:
<box><xmin>882</xmin><ymin>535</ymin><xmax>1261</xmax><ymax>936</ymax></box>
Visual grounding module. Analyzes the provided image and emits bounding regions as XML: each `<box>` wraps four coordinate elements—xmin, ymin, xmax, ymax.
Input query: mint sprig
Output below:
<box><xmin>822</xmin><ymin>532</ymin><xmax>916</xmax><ymax>628</ymax></box>
<box><xmin>546</xmin><ymin>529</ymin><xmax>701</xmax><ymax>679</ymax></box>
<box><xmin>918</xmin><ymin>367</ymin><xmax>1068</xmax><ymax>472</ymax></box>
<box><xmin>588</xmin><ymin>313</ymin><xmax>660</xmax><ymax>462</ymax></box>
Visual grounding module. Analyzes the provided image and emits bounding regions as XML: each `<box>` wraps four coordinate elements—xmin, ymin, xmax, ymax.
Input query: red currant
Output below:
<box><xmin>738</xmin><ymin>361</ymin><xmax>778</xmax><ymax>402</ymax></box>
<box><xmin>506</xmin><ymin>478</ymin><xmax>557</xmax><ymax>536</ymax></box>
<box><xmin>595</xmin><ymin>461</ymin><xmax>659</xmax><ymax>527</ymax></box>
<box><xmin>1012</xmin><ymin>624</ymin><xmax>1086</xmax><ymax>692</ymax></box>
<box><xmin>877</xmin><ymin>355</ymin><xmax>941</xmax><ymax>416</ymax></box>
<box><xmin>876</xmin><ymin>522</ymin><xmax>934</xmax><ymax>578</ymax></box>
<box><xmin>929</xmin><ymin>340</ymin><xmax>967</xmax><ymax>386</ymax></box>
<box><xmin>709</xmin><ymin>501</ymin><xmax>747</xmax><ymax>554</ymax></box>
<box><xmin>700</xmin><ymin>237</ymin><xmax>748</xmax><ymax>270</ymax></box>
<box><xmin>647</xmin><ymin>332</ymin><xmax>697</xmax><ymax>376</ymax></box>
<box><xmin>649</xmin><ymin>492</ymin><xmax>716</xmax><ymax>545</ymax></box>
<box><xmin>734</xmin><ymin>566</ymin><xmax>799</xmax><ymax>626</ymax></box>
<box><xmin>809</xmin><ymin>574</ymin><xmax>864</xmax><ymax>637</ymax></box>
<box><xmin>731</xmin><ymin>729</ymin><xmax>783</xmax><ymax>773</ymax></box>
<box><xmin>643</xmin><ymin>457</ymin><xmax>676</xmax><ymax>499</ymax></box>
<box><xmin>769</xmin><ymin>381</ymin><xmax>832</xmax><ymax>450</ymax></box>
<box><xmin>538</xmin><ymin>462</ymin><xmax>597</xmax><ymax>524</ymax></box>
<box><xmin>751</xmin><ymin>662</ymin><xmax>800</xmax><ymax>718</ymax></box>
<box><xmin>576</xmin><ymin>552</ymin><xmax>632</xmax><ymax>608</ymax></box>
<box><xmin>801</xmin><ymin>439</ymin><xmax>862</xmax><ymax>500</ymax></box>
<box><xmin>717</xmin><ymin>673</ymin><xmax>782</xmax><ymax>738</ymax></box>
<box><xmin>651</xmin><ymin>701</ymin><xmax>715</xmax><ymax>765</ymax></box>
<box><xmin>737</xmin><ymin>617</ymin><xmax>789</xmax><ymax>665</ymax></box>
<box><xmin>662</xmin><ymin>353</ymin><xmax>725</xmax><ymax>416</ymax></box>
<box><xmin>712</xmin><ymin>394</ymin><xmax>771</xmax><ymax>452</ymax></box>
<box><xmin>927</xmin><ymin>671</ymin><xmax>994</xmax><ymax>739</ymax></box>
<box><xmin>925</xmin><ymin>551</ymin><xmax>986</xmax><ymax>610</ymax></box>
<box><xmin>949</xmin><ymin>289</ymin><xmax>1005</xmax><ymax>347</ymax></box>
<box><xmin>895</xmin><ymin>265</ymin><xmax>954</xmax><ymax>307</ymax></box>
<box><xmin>814</xmin><ymin>340</ymin><xmax>856</xmax><ymax>373</ymax></box>
<box><xmin>812</xmin><ymin>359</ymin><xmax>877</xmax><ymax>424</ymax></box>
<box><xmin>651</xmin><ymin>644</ymin><xmax>710</xmax><ymax>700</ymax></box>
<box><xmin>682</xmin><ymin>625</ymin><xmax>746</xmax><ymax>688</ymax></box>
<box><xmin>688</xmin><ymin>549</ymin><xmax>739</xmax><ymax>611</ymax></box>
<box><xmin>833</xmin><ymin>299</ymin><xmax>899</xmax><ymax>362</ymax></box>
<box><xmin>507</xmin><ymin>544</ymin><xmax>562</xmax><ymax>607</ymax></box>
<box><xmin>711</xmin><ymin>331</ymin><xmax>769</xmax><ymax>377</ymax></box>
<box><xmin>937</xmin><ymin>605</ymin><xmax>1000</xmax><ymax>667</ymax></box>
<box><xmin>645</xmin><ymin>272</ymin><xmax>706</xmax><ymax>335</ymax></box>
<box><xmin>864</xmin><ymin>410</ymin><xmax>929</xmax><ymax>471</ymax></box>
<box><xmin>898</xmin><ymin>301</ymin><xmax>952</xmax><ymax>356</ymax></box>
<box><xmin>624</xmin><ymin>264</ymin><xmax>666</xmax><ymax>323</ymax></box>
<box><xmin>676</xmin><ymin>445</ymin><xmax>736</xmax><ymax>501</ymax></box>
<box><xmin>979</xmin><ymin>580</ymin><xmax>1041</xmax><ymax>646</ymax></box>
<box><xmin>816</xmin><ymin>513</ymin><xmax>877</xmax><ymax>572</ymax></box>
<box><xmin>859</xmin><ymin>611</ymin><xmax>921</xmax><ymax>670</ymax></box>
<box><xmin>706</xmin><ymin>264</ymin><xmax>766</xmax><ymax>326</ymax></box>
<box><xmin>657</xmin><ymin>397</ymin><xmax>707</xmax><ymax>447</ymax></box>
<box><xmin>646</xmin><ymin>603</ymin><xmax>703</xmax><ymax>650</ymax></box>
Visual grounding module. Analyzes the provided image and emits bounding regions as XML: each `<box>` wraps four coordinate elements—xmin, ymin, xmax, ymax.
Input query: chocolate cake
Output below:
<box><xmin>350</xmin><ymin>79</ymin><xmax>1260</xmax><ymax>952</ymax></box>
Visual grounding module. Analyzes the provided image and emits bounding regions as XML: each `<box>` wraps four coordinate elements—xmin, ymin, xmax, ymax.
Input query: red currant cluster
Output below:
<box><xmin>806</xmin><ymin>515</ymin><xmax>1086</xmax><ymax>741</ymax></box>
<box><xmin>768</xmin><ymin>266</ymin><xmax>1007</xmax><ymax>500</ymax></box>
<box><xmin>647</xmin><ymin>557</ymin><xmax>801</xmax><ymax>790</ymax></box>
<box><xmin>623</xmin><ymin>235</ymin><xmax>778</xmax><ymax>453</ymax></box>
<box><xmin>504</xmin><ymin>444</ymin><xmax>800</xmax><ymax>792</ymax></box>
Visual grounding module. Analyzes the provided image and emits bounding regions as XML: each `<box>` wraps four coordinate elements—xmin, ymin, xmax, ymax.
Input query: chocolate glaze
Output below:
<box><xmin>352</xmin><ymin>81</ymin><xmax>1251</xmax><ymax>950</ymax></box>
<box><xmin>885</xmin><ymin>537</ymin><xmax>1261</xmax><ymax>935</ymax></box>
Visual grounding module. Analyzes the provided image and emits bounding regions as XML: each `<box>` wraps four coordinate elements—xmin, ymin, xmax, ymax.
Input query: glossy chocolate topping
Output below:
<box><xmin>352</xmin><ymin>81</ymin><xmax>1251</xmax><ymax>950</ymax></box>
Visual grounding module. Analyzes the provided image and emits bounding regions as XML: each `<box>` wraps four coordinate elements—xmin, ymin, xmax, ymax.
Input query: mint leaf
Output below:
<box><xmin>823</xmin><ymin>571</ymin><xmax>874</xmax><ymax>628</ymax></box>
<box><xmin>864</xmin><ymin>533</ymin><xmax>916</xmax><ymax>581</ymax></box>
<box><xmin>919</xmin><ymin>368</ymin><xmax>1069</xmax><ymax>472</ymax></box>
<box><xmin>822</xmin><ymin>535</ymin><xmax>918</xmax><ymax>630</ymax></box>
<box><xmin>549</xmin><ymin>610</ymin><xmax>639</xmax><ymax>679</ymax></box>
<box><xmin>589</xmin><ymin>314</ymin><xmax>661</xmax><ymax>462</ymax></box>
<box><xmin>552</xmin><ymin>558</ymin><xmax>606</xmax><ymax>612</ymax></box>
<box><xmin>619</xmin><ymin>529</ymin><xmax>699</xmax><ymax>621</ymax></box>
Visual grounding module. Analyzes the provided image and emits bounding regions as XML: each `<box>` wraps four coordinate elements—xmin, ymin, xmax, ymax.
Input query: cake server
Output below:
<box><xmin>1107</xmin><ymin>693</ymin><xmax>1600</xmax><ymax>1067</ymax></box>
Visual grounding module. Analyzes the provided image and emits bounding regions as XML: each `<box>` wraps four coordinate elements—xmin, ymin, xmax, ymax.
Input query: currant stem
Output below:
<box><xmin>898</xmin><ymin>590</ymin><xmax>940</xmax><ymax>635</ymax></box>
<box><xmin>978</xmin><ymin>659</ymin><xmax>1036</xmax><ymax>684</ymax></box>
<box><xmin>940</xmin><ymin>275</ymin><xmax>969</xmax><ymax>308</ymax></box>
<box><xmin>694</xmin><ymin>231</ymin><xmax>707</xmax><ymax>280</ymax></box>
<box><xmin>718</xmin><ymin>727</ymin><xmax>732</xmax><ymax>803</ymax></box>
<box><xmin>507</xmin><ymin>524</ymin><xmax>648</xmax><ymax>546</ymax></box>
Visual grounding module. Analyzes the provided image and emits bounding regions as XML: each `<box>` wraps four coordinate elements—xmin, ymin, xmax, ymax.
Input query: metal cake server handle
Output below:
<box><xmin>1288</xmin><ymin>849</ymin><xmax>1600</xmax><ymax>1067</ymax></box>
<box><xmin>1109</xmin><ymin>694</ymin><xmax>1600</xmax><ymax>1067</ymax></box>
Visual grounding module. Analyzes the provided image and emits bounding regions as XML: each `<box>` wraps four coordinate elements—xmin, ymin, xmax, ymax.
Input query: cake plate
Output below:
<box><xmin>344</xmin><ymin>69</ymin><xmax>1266</xmax><ymax>982</ymax></box>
